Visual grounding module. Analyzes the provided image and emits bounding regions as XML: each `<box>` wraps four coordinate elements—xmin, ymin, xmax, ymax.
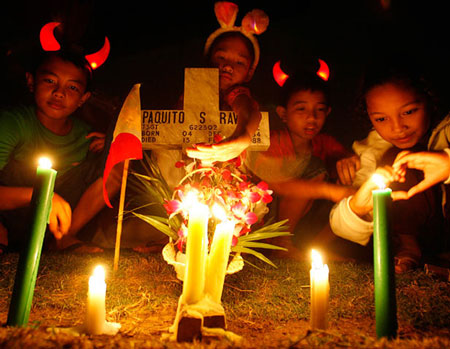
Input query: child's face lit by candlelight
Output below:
<box><xmin>27</xmin><ymin>55</ymin><xmax>91</xmax><ymax>124</ymax></box>
<box><xmin>209</xmin><ymin>35</ymin><xmax>253</xmax><ymax>91</ymax></box>
<box><xmin>366</xmin><ymin>82</ymin><xmax>429</xmax><ymax>149</ymax></box>
<box><xmin>277</xmin><ymin>89</ymin><xmax>330</xmax><ymax>142</ymax></box>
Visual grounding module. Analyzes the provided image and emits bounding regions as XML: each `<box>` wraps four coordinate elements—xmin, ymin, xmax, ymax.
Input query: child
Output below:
<box><xmin>94</xmin><ymin>2</ymin><xmax>270</xmax><ymax>253</ymax></box>
<box><xmin>245</xmin><ymin>72</ymin><xmax>355</xmax><ymax>260</ymax></box>
<box><xmin>185</xmin><ymin>1</ymin><xmax>268</xmax><ymax>164</ymax></box>
<box><xmin>330</xmin><ymin>60</ymin><xmax>449</xmax><ymax>272</ymax></box>
<box><xmin>0</xmin><ymin>50</ymin><xmax>120</xmax><ymax>254</ymax></box>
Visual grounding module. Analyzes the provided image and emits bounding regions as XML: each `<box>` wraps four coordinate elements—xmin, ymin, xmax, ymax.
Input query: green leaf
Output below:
<box><xmin>238</xmin><ymin>241</ymin><xmax>287</xmax><ymax>251</ymax></box>
<box><xmin>252</xmin><ymin>219</ymin><xmax>290</xmax><ymax>233</ymax></box>
<box><xmin>132</xmin><ymin>212</ymin><xmax>178</xmax><ymax>240</ymax></box>
<box><xmin>237</xmin><ymin>231</ymin><xmax>291</xmax><ymax>242</ymax></box>
<box><xmin>231</xmin><ymin>246</ymin><xmax>277</xmax><ymax>268</ymax></box>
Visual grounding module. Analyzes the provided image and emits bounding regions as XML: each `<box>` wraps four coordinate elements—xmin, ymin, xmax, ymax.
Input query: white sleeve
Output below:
<box><xmin>443</xmin><ymin>148</ymin><xmax>450</xmax><ymax>184</ymax></box>
<box><xmin>329</xmin><ymin>196</ymin><xmax>374</xmax><ymax>246</ymax></box>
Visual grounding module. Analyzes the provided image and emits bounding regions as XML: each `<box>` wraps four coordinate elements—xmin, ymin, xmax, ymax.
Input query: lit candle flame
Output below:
<box><xmin>311</xmin><ymin>249</ymin><xmax>323</xmax><ymax>269</ymax></box>
<box><xmin>93</xmin><ymin>265</ymin><xmax>105</xmax><ymax>280</ymax></box>
<box><xmin>38</xmin><ymin>157</ymin><xmax>52</xmax><ymax>169</ymax></box>
<box><xmin>371</xmin><ymin>173</ymin><xmax>386</xmax><ymax>190</ymax></box>
<box><xmin>183</xmin><ymin>190</ymin><xmax>201</xmax><ymax>211</ymax></box>
<box><xmin>212</xmin><ymin>203</ymin><xmax>226</xmax><ymax>221</ymax></box>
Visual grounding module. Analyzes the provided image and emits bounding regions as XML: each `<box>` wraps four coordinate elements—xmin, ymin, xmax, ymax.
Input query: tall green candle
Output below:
<box><xmin>372</xmin><ymin>174</ymin><xmax>397</xmax><ymax>339</ymax></box>
<box><xmin>7</xmin><ymin>157</ymin><xmax>57</xmax><ymax>327</ymax></box>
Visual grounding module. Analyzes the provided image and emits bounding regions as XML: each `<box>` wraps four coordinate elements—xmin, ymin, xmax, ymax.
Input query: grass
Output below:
<box><xmin>0</xmin><ymin>249</ymin><xmax>449</xmax><ymax>348</ymax></box>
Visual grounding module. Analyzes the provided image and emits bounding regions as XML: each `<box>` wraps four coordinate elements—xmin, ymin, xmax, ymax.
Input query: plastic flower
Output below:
<box><xmin>164</xmin><ymin>199</ymin><xmax>182</xmax><ymax>215</ymax></box>
<box><xmin>162</xmin><ymin>157</ymin><xmax>273</xmax><ymax>253</ymax></box>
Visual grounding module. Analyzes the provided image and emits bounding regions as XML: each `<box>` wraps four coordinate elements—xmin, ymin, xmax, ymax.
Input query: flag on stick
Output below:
<box><xmin>103</xmin><ymin>84</ymin><xmax>142</xmax><ymax>207</ymax></box>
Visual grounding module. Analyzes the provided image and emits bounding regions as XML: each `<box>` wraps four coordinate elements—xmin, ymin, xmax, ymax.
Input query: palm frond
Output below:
<box><xmin>231</xmin><ymin>246</ymin><xmax>277</xmax><ymax>268</ymax></box>
<box><xmin>237</xmin><ymin>241</ymin><xmax>287</xmax><ymax>251</ymax></box>
<box><xmin>132</xmin><ymin>212</ymin><xmax>178</xmax><ymax>240</ymax></box>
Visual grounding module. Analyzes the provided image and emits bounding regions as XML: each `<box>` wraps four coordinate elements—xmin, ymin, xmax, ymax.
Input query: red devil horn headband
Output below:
<box><xmin>273</xmin><ymin>61</ymin><xmax>289</xmax><ymax>87</ymax></box>
<box><xmin>273</xmin><ymin>59</ymin><xmax>330</xmax><ymax>86</ymax></box>
<box><xmin>39</xmin><ymin>21</ymin><xmax>110</xmax><ymax>70</ymax></box>
<box><xmin>317</xmin><ymin>59</ymin><xmax>330</xmax><ymax>81</ymax></box>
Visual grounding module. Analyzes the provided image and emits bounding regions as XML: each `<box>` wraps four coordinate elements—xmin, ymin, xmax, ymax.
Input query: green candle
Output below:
<box><xmin>7</xmin><ymin>157</ymin><xmax>57</xmax><ymax>327</ymax></box>
<box><xmin>372</xmin><ymin>174</ymin><xmax>397</xmax><ymax>339</ymax></box>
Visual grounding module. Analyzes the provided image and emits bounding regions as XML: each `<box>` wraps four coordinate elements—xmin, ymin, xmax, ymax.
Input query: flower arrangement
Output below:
<box><xmin>128</xmin><ymin>151</ymin><xmax>290</xmax><ymax>270</ymax></box>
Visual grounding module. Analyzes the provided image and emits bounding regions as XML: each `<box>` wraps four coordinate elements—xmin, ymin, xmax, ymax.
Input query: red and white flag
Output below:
<box><xmin>103</xmin><ymin>84</ymin><xmax>142</xmax><ymax>207</ymax></box>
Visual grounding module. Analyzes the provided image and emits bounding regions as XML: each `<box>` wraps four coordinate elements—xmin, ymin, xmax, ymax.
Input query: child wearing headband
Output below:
<box><xmin>186</xmin><ymin>1</ymin><xmax>268</xmax><ymax>163</ymax></box>
<box><xmin>245</xmin><ymin>70</ymin><xmax>355</xmax><ymax>260</ymax></box>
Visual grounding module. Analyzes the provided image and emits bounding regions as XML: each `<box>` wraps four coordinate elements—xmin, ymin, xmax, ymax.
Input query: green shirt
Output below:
<box><xmin>0</xmin><ymin>105</ymin><xmax>92</xmax><ymax>186</ymax></box>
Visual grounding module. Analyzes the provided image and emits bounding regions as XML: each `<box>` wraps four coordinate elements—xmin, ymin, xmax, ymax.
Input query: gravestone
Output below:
<box><xmin>141</xmin><ymin>68</ymin><xmax>270</xmax><ymax>150</ymax></box>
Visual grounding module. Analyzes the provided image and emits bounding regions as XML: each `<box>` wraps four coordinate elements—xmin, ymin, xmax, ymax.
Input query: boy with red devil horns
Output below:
<box><xmin>245</xmin><ymin>64</ymin><xmax>357</xmax><ymax>261</ymax></box>
<box><xmin>0</xmin><ymin>22</ymin><xmax>119</xmax><ymax>254</ymax></box>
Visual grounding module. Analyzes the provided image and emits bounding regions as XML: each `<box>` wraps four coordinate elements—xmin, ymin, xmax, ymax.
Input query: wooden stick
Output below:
<box><xmin>113</xmin><ymin>159</ymin><xmax>130</xmax><ymax>272</ymax></box>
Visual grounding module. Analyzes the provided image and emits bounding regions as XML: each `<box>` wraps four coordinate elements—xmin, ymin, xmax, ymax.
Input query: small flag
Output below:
<box><xmin>103</xmin><ymin>84</ymin><xmax>142</xmax><ymax>207</ymax></box>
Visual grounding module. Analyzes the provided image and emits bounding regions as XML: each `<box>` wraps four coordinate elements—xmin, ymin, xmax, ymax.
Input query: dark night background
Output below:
<box><xmin>1</xmin><ymin>0</ymin><xmax>449</xmax><ymax>148</ymax></box>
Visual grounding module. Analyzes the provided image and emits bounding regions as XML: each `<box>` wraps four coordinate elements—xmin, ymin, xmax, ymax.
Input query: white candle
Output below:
<box><xmin>86</xmin><ymin>265</ymin><xmax>106</xmax><ymax>334</ymax></box>
<box><xmin>310</xmin><ymin>249</ymin><xmax>329</xmax><ymax>330</ymax></box>
<box><xmin>205</xmin><ymin>218</ymin><xmax>235</xmax><ymax>303</ymax></box>
<box><xmin>182</xmin><ymin>199</ymin><xmax>209</xmax><ymax>305</ymax></box>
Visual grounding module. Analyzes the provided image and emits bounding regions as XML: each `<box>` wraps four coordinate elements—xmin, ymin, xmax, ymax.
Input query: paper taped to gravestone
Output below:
<box><xmin>141</xmin><ymin>68</ymin><xmax>270</xmax><ymax>150</ymax></box>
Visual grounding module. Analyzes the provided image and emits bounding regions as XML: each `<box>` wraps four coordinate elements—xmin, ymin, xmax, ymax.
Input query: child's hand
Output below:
<box><xmin>186</xmin><ymin>133</ymin><xmax>251</xmax><ymax>163</ymax></box>
<box><xmin>391</xmin><ymin>150</ymin><xmax>450</xmax><ymax>200</ymax></box>
<box><xmin>86</xmin><ymin>132</ymin><xmax>106</xmax><ymax>152</ymax></box>
<box><xmin>349</xmin><ymin>167</ymin><xmax>394</xmax><ymax>218</ymax></box>
<box><xmin>336</xmin><ymin>155</ymin><xmax>360</xmax><ymax>185</ymax></box>
<box><xmin>49</xmin><ymin>193</ymin><xmax>72</xmax><ymax>240</ymax></box>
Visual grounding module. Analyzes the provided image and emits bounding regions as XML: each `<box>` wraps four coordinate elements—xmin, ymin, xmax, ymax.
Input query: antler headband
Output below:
<box><xmin>40</xmin><ymin>22</ymin><xmax>110</xmax><ymax>70</ymax></box>
<box><xmin>204</xmin><ymin>1</ymin><xmax>269</xmax><ymax>76</ymax></box>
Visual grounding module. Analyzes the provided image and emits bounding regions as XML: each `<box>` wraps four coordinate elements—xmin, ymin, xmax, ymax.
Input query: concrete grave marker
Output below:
<box><xmin>141</xmin><ymin>68</ymin><xmax>270</xmax><ymax>150</ymax></box>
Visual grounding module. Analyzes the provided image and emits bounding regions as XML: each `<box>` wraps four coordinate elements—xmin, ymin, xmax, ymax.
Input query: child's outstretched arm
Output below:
<box><xmin>269</xmin><ymin>174</ymin><xmax>355</xmax><ymax>203</ymax></box>
<box><xmin>391</xmin><ymin>149</ymin><xmax>450</xmax><ymax>200</ymax></box>
<box><xmin>186</xmin><ymin>93</ymin><xmax>261</xmax><ymax>163</ymax></box>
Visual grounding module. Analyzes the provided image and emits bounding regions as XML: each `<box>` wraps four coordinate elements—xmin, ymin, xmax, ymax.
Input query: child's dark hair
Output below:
<box><xmin>206</xmin><ymin>31</ymin><xmax>255</xmax><ymax>67</ymax></box>
<box><xmin>29</xmin><ymin>49</ymin><xmax>93</xmax><ymax>91</ymax></box>
<box><xmin>356</xmin><ymin>57</ymin><xmax>442</xmax><ymax>129</ymax></box>
<box><xmin>278</xmin><ymin>72</ymin><xmax>331</xmax><ymax>107</ymax></box>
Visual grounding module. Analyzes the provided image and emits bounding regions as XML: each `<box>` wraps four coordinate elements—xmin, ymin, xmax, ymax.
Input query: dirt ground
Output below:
<box><xmin>1</xmin><ymin>251</ymin><xmax>450</xmax><ymax>348</ymax></box>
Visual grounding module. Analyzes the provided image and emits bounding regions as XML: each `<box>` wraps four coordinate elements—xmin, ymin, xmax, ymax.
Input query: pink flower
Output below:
<box><xmin>262</xmin><ymin>193</ymin><xmax>273</xmax><ymax>203</ymax></box>
<box><xmin>248</xmin><ymin>191</ymin><xmax>261</xmax><ymax>203</ymax></box>
<box><xmin>245</xmin><ymin>212</ymin><xmax>258</xmax><ymax>225</ymax></box>
<box><xmin>175</xmin><ymin>161</ymin><xmax>185</xmax><ymax>168</ymax></box>
<box><xmin>231</xmin><ymin>235</ymin><xmax>238</xmax><ymax>247</ymax></box>
<box><xmin>239</xmin><ymin>181</ymin><xmax>249</xmax><ymax>190</ymax></box>
<box><xmin>238</xmin><ymin>225</ymin><xmax>251</xmax><ymax>236</ymax></box>
<box><xmin>164</xmin><ymin>199</ymin><xmax>182</xmax><ymax>214</ymax></box>
<box><xmin>227</xmin><ymin>190</ymin><xmax>242</xmax><ymax>200</ymax></box>
<box><xmin>231</xmin><ymin>202</ymin><xmax>245</xmax><ymax>216</ymax></box>
<box><xmin>257</xmin><ymin>181</ymin><xmax>269</xmax><ymax>191</ymax></box>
